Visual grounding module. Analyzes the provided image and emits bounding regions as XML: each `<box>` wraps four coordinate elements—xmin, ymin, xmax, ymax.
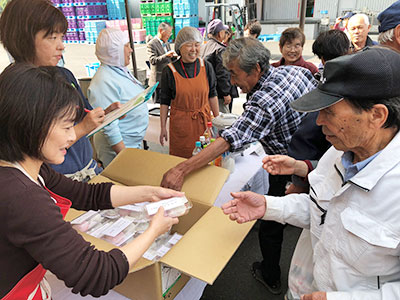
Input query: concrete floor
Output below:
<box><xmin>0</xmin><ymin>40</ymin><xmax>312</xmax><ymax>300</ymax></box>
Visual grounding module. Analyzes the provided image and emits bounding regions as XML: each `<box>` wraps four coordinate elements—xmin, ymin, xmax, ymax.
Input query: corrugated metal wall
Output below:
<box><xmin>356</xmin><ymin>0</ymin><xmax>396</xmax><ymax>14</ymax></box>
<box><xmin>264</xmin><ymin>0</ymin><xmax>299</xmax><ymax>20</ymax></box>
<box><xmin>313</xmin><ymin>0</ymin><xmax>340</xmax><ymax>20</ymax></box>
<box><xmin>263</xmin><ymin>0</ymin><xmax>397</xmax><ymax>21</ymax></box>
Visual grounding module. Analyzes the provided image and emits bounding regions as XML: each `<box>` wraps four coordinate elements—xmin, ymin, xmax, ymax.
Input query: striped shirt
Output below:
<box><xmin>221</xmin><ymin>65</ymin><xmax>318</xmax><ymax>155</ymax></box>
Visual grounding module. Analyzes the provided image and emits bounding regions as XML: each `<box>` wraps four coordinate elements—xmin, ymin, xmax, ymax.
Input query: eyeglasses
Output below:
<box><xmin>283</xmin><ymin>43</ymin><xmax>303</xmax><ymax>50</ymax></box>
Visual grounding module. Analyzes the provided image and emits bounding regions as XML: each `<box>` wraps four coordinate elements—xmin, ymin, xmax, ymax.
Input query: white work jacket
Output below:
<box><xmin>264</xmin><ymin>131</ymin><xmax>400</xmax><ymax>300</ymax></box>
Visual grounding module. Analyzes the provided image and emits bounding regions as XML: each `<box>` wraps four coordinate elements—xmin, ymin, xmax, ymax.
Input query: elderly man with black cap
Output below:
<box><xmin>222</xmin><ymin>46</ymin><xmax>400</xmax><ymax>300</ymax></box>
<box><xmin>378</xmin><ymin>0</ymin><xmax>400</xmax><ymax>51</ymax></box>
<box><xmin>201</xmin><ymin>19</ymin><xmax>238</xmax><ymax>113</ymax></box>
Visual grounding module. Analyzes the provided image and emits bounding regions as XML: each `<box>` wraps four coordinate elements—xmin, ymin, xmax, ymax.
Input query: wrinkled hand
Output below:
<box><xmin>82</xmin><ymin>107</ymin><xmax>105</xmax><ymax>132</ymax></box>
<box><xmin>301</xmin><ymin>291</ymin><xmax>327</xmax><ymax>300</ymax></box>
<box><xmin>159</xmin><ymin>127</ymin><xmax>168</xmax><ymax>146</ymax></box>
<box><xmin>221</xmin><ymin>191</ymin><xmax>266</xmax><ymax>224</ymax></box>
<box><xmin>149</xmin><ymin>207</ymin><xmax>179</xmax><ymax>237</ymax></box>
<box><xmin>160</xmin><ymin>167</ymin><xmax>185</xmax><ymax>191</ymax></box>
<box><xmin>263</xmin><ymin>155</ymin><xmax>297</xmax><ymax>175</ymax></box>
<box><xmin>223</xmin><ymin>95</ymin><xmax>231</xmax><ymax>105</ymax></box>
<box><xmin>149</xmin><ymin>186</ymin><xmax>184</xmax><ymax>202</ymax></box>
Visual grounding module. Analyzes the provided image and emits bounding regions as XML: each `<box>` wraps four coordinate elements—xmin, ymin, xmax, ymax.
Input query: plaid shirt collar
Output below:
<box><xmin>248</xmin><ymin>67</ymin><xmax>273</xmax><ymax>98</ymax></box>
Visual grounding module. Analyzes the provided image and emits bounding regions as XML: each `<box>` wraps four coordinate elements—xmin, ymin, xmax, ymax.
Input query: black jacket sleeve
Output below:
<box><xmin>160</xmin><ymin>63</ymin><xmax>174</xmax><ymax>106</ymax></box>
<box><xmin>213</xmin><ymin>49</ymin><xmax>232</xmax><ymax>97</ymax></box>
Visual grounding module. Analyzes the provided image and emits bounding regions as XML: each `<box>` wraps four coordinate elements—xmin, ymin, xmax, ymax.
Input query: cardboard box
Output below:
<box><xmin>65</xmin><ymin>149</ymin><xmax>254</xmax><ymax>300</ymax></box>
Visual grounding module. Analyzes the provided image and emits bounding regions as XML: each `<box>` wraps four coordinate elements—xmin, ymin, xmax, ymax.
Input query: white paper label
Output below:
<box><xmin>71</xmin><ymin>210</ymin><xmax>98</xmax><ymax>225</ymax></box>
<box><xmin>145</xmin><ymin>197</ymin><xmax>188</xmax><ymax>216</ymax></box>
<box><xmin>90</xmin><ymin>222</ymin><xmax>112</xmax><ymax>238</ymax></box>
<box><xmin>115</xmin><ymin>231</ymin><xmax>136</xmax><ymax>247</ymax></box>
<box><xmin>168</xmin><ymin>233</ymin><xmax>183</xmax><ymax>245</ymax></box>
<box><xmin>102</xmin><ymin>217</ymin><xmax>133</xmax><ymax>237</ymax></box>
<box><xmin>119</xmin><ymin>204</ymin><xmax>143</xmax><ymax>212</ymax></box>
<box><xmin>143</xmin><ymin>250</ymin><xmax>157</xmax><ymax>261</ymax></box>
<box><xmin>156</xmin><ymin>245</ymin><xmax>171</xmax><ymax>257</ymax></box>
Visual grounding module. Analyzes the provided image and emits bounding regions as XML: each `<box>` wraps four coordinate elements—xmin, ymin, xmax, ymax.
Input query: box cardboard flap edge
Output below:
<box><xmin>160</xmin><ymin>206</ymin><xmax>254</xmax><ymax>284</ymax></box>
<box><xmin>102</xmin><ymin>148</ymin><xmax>229</xmax><ymax>206</ymax></box>
<box><xmin>66</xmin><ymin>149</ymin><xmax>250</xmax><ymax>286</ymax></box>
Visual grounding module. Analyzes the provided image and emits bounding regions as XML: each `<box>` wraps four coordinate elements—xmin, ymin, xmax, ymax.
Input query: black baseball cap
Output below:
<box><xmin>378</xmin><ymin>0</ymin><xmax>400</xmax><ymax>33</ymax></box>
<box><xmin>290</xmin><ymin>47</ymin><xmax>400</xmax><ymax>112</ymax></box>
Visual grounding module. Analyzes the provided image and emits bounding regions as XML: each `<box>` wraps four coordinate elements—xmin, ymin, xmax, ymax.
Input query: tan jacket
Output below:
<box><xmin>146</xmin><ymin>37</ymin><xmax>172</xmax><ymax>86</ymax></box>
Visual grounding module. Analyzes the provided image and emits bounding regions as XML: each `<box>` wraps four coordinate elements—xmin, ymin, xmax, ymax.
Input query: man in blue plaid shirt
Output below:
<box><xmin>161</xmin><ymin>37</ymin><xmax>317</xmax><ymax>294</ymax></box>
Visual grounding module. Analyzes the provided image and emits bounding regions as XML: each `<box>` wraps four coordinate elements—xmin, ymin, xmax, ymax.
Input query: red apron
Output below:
<box><xmin>2</xmin><ymin>187</ymin><xmax>72</xmax><ymax>300</ymax></box>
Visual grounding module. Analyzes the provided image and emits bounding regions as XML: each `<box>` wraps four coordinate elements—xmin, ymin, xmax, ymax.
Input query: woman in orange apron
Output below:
<box><xmin>159</xmin><ymin>27</ymin><xmax>219</xmax><ymax>158</ymax></box>
<box><xmin>0</xmin><ymin>65</ymin><xmax>181</xmax><ymax>299</ymax></box>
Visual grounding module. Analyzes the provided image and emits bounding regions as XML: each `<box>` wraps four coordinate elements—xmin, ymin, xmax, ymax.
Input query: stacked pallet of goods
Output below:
<box><xmin>140</xmin><ymin>0</ymin><xmax>174</xmax><ymax>41</ymax></box>
<box><xmin>173</xmin><ymin>0</ymin><xmax>198</xmax><ymax>37</ymax></box>
<box><xmin>52</xmin><ymin>0</ymin><xmax>108</xmax><ymax>43</ymax></box>
<box><xmin>53</xmin><ymin>0</ymin><xmax>145</xmax><ymax>44</ymax></box>
<box><xmin>105</xmin><ymin>0</ymin><xmax>147</xmax><ymax>43</ymax></box>
<box><xmin>105</xmin><ymin>18</ymin><xmax>146</xmax><ymax>43</ymax></box>
<box><xmin>105</xmin><ymin>0</ymin><xmax>126</xmax><ymax>20</ymax></box>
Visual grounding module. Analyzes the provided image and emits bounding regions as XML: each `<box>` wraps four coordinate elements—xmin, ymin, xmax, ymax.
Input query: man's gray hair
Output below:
<box><xmin>378</xmin><ymin>28</ymin><xmax>394</xmax><ymax>44</ymax></box>
<box><xmin>158</xmin><ymin>22</ymin><xmax>171</xmax><ymax>33</ymax></box>
<box><xmin>348</xmin><ymin>96</ymin><xmax>400</xmax><ymax>130</ymax></box>
<box><xmin>222</xmin><ymin>37</ymin><xmax>271</xmax><ymax>74</ymax></box>
<box><xmin>349</xmin><ymin>13</ymin><xmax>370</xmax><ymax>26</ymax></box>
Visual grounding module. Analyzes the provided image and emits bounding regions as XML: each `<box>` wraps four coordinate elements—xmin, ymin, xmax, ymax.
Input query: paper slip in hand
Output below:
<box><xmin>87</xmin><ymin>83</ymin><xmax>158</xmax><ymax>137</ymax></box>
<box><xmin>145</xmin><ymin>197</ymin><xmax>188</xmax><ymax>216</ymax></box>
<box><xmin>119</xmin><ymin>204</ymin><xmax>144</xmax><ymax>212</ymax></box>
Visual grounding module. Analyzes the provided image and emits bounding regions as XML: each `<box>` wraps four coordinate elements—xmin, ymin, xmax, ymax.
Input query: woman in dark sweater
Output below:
<box><xmin>0</xmin><ymin>64</ymin><xmax>180</xmax><ymax>299</ymax></box>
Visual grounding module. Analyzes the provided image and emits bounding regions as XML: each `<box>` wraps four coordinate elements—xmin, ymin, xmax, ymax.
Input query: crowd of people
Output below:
<box><xmin>1</xmin><ymin>0</ymin><xmax>400</xmax><ymax>299</ymax></box>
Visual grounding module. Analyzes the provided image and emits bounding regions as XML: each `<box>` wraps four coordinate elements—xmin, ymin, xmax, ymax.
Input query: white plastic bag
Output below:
<box><xmin>287</xmin><ymin>229</ymin><xmax>315</xmax><ymax>299</ymax></box>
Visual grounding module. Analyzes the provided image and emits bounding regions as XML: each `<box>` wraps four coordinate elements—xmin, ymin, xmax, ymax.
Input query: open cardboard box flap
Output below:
<box><xmin>66</xmin><ymin>149</ymin><xmax>254</xmax><ymax>292</ymax></box>
<box><xmin>160</xmin><ymin>206</ymin><xmax>254</xmax><ymax>284</ymax></box>
<box><xmin>102</xmin><ymin>148</ymin><xmax>229</xmax><ymax>206</ymax></box>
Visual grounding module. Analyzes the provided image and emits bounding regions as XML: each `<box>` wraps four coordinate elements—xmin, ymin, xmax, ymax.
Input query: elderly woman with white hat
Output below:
<box><xmin>88</xmin><ymin>27</ymin><xmax>149</xmax><ymax>167</ymax></box>
<box><xmin>159</xmin><ymin>26</ymin><xmax>219</xmax><ymax>158</ymax></box>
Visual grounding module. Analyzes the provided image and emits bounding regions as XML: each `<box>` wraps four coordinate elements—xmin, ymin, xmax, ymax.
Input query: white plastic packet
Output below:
<box><xmin>145</xmin><ymin>196</ymin><xmax>192</xmax><ymax>218</ymax></box>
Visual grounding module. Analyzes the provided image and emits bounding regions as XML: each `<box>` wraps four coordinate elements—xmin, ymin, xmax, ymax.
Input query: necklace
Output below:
<box><xmin>180</xmin><ymin>59</ymin><xmax>197</xmax><ymax>79</ymax></box>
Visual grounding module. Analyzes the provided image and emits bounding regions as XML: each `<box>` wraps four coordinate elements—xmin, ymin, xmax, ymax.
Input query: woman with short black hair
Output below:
<box><xmin>0</xmin><ymin>64</ymin><xmax>180</xmax><ymax>299</ymax></box>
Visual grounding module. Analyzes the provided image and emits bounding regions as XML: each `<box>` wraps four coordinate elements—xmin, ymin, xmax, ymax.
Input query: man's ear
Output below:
<box><xmin>370</xmin><ymin>104</ymin><xmax>389</xmax><ymax>128</ymax></box>
<box><xmin>251</xmin><ymin>63</ymin><xmax>261</xmax><ymax>76</ymax></box>
<box><xmin>394</xmin><ymin>24</ymin><xmax>400</xmax><ymax>46</ymax></box>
